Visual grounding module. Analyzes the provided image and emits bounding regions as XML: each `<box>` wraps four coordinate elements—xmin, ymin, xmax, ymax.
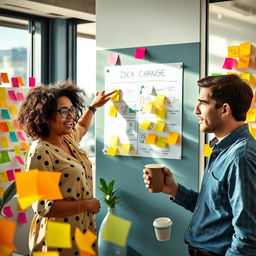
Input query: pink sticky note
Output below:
<box><xmin>222</xmin><ymin>58</ymin><xmax>237</xmax><ymax>70</ymax></box>
<box><xmin>29</xmin><ymin>77</ymin><xmax>35</xmax><ymax>87</ymax></box>
<box><xmin>18</xmin><ymin>212</ymin><xmax>27</xmax><ymax>223</ymax></box>
<box><xmin>134</xmin><ymin>48</ymin><xmax>146</xmax><ymax>59</ymax></box>
<box><xmin>3</xmin><ymin>206</ymin><xmax>14</xmax><ymax>218</ymax></box>
<box><xmin>15</xmin><ymin>156</ymin><xmax>24</xmax><ymax>165</ymax></box>
<box><xmin>6</xmin><ymin>169</ymin><xmax>15</xmax><ymax>181</ymax></box>
<box><xmin>11</xmin><ymin>77</ymin><xmax>19</xmax><ymax>87</ymax></box>
<box><xmin>8</xmin><ymin>90</ymin><xmax>17</xmax><ymax>101</ymax></box>
<box><xmin>17</xmin><ymin>131</ymin><xmax>26</xmax><ymax>141</ymax></box>
<box><xmin>17</xmin><ymin>92</ymin><xmax>24</xmax><ymax>101</ymax></box>
<box><xmin>108</xmin><ymin>52</ymin><xmax>120</xmax><ymax>65</ymax></box>
<box><xmin>14</xmin><ymin>168</ymin><xmax>21</xmax><ymax>173</ymax></box>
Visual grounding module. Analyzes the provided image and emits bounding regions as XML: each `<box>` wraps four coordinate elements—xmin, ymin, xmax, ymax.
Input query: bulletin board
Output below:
<box><xmin>104</xmin><ymin>63</ymin><xmax>183</xmax><ymax>159</ymax></box>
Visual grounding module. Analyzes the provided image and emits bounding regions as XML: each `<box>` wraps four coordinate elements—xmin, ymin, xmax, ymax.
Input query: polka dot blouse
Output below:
<box><xmin>24</xmin><ymin>130</ymin><xmax>96</xmax><ymax>255</ymax></box>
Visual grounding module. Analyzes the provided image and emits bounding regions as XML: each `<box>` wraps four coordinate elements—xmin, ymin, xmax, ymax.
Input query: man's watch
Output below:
<box><xmin>88</xmin><ymin>105</ymin><xmax>97</xmax><ymax>114</ymax></box>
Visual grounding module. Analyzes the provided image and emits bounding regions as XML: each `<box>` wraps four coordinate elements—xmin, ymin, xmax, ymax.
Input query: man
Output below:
<box><xmin>143</xmin><ymin>75</ymin><xmax>256</xmax><ymax>256</ymax></box>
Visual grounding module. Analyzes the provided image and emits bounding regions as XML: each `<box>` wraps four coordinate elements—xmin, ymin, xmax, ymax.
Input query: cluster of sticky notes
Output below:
<box><xmin>0</xmin><ymin>73</ymin><xmax>36</xmax><ymax>87</ymax></box>
<box><xmin>145</xmin><ymin>132</ymin><xmax>179</xmax><ymax>148</ymax></box>
<box><xmin>0</xmin><ymin>169</ymin><xmax>21</xmax><ymax>183</ymax></box>
<box><xmin>245</xmin><ymin>108</ymin><xmax>256</xmax><ymax>123</ymax></box>
<box><xmin>15</xmin><ymin>169</ymin><xmax>63</xmax><ymax>210</ymax></box>
<box><xmin>106</xmin><ymin>135</ymin><xmax>131</xmax><ymax>156</ymax></box>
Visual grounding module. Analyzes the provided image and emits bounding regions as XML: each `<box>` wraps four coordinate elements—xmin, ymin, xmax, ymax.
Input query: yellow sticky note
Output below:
<box><xmin>111</xmin><ymin>89</ymin><xmax>120</xmax><ymax>102</ymax></box>
<box><xmin>204</xmin><ymin>144</ymin><xmax>212</xmax><ymax>157</ymax></box>
<box><xmin>0</xmin><ymin>136</ymin><xmax>9</xmax><ymax>148</ymax></box>
<box><xmin>0</xmin><ymin>99</ymin><xmax>8</xmax><ymax>108</ymax></box>
<box><xmin>154</xmin><ymin>120</ymin><xmax>166</xmax><ymax>132</ymax></box>
<box><xmin>156</xmin><ymin>136</ymin><xmax>167</xmax><ymax>148</ymax></box>
<box><xmin>0</xmin><ymin>244</ymin><xmax>13</xmax><ymax>256</ymax></box>
<box><xmin>155</xmin><ymin>107</ymin><xmax>166</xmax><ymax>119</ymax></box>
<box><xmin>8</xmin><ymin>105</ymin><xmax>18</xmax><ymax>115</ymax></box>
<box><xmin>249</xmin><ymin>126</ymin><xmax>256</xmax><ymax>139</ymax></box>
<box><xmin>237</xmin><ymin>56</ymin><xmax>250</xmax><ymax>69</ymax></box>
<box><xmin>245</xmin><ymin>109</ymin><xmax>256</xmax><ymax>123</ymax></box>
<box><xmin>145</xmin><ymin>133</ymin><xmax>157</xmax><ymax>145</ymax></box>
<box><xmin>14</xmin><ymin>145</ymin><xmax>22</xmax><ymax>156</ymax></box>
<box><xmin>239</xmin><ymin>42</ymin><xmax>252</xmax><ymax>56</ymax></box>
<box><xmin>46</xmin><ymin>221</ymin><xmax>72</xmax><ymax>248</ymax></box>
<box><xmin>120</xmin><ymin>144</ymin><xmax>131</xmax><ymax>154</ymax></box>
<box><xmin>109</xmin><ymin>105</ymin><xmax>118</xmax><ymax>117</ymax></box>
<box><xmin>18</xmin><ymin>195</ymin><xmax>42</xmax><ymax>211</ymax></box>
<box><xmin>142</xmin><ymin>102</ymin><xmax>154</xmax><ymax>113</ymax></box>
<box><xmin>0</xmin><ymin>88</ymin><xmax>6</xmax><ymax>99</ymax></box>
<box><xmin>0</xmin><ymin>218</ymin><xmax>17</xmax><ymax>250</ymax></box>
<box><xmin>33</xmin><ymin>252</ymin><xmax>60</xmax><ymax>256</ymax></box>
<box><xmin>0</xmin><ymin>186</ymin><xmax>4</xmax><ymax>198</ymax></box>
<box><xmin>153</xmin><ymin>94</ymin><xmax>165</xmax><ymax>105</ymax></box>
<box><xmin>228</xmin><ymin>45</ymin><xmax>239</xmax><ymax>58</ymax></box>
<box><xmin>106</xmin><ymin>146</ymin><xmax>118</xmax><ymax>156</ymax></box>
<box><xmin>167</xmin><ymin>132</ymin><xmax>180</xmax><ymax>144</ymax></box>
<box><xmin>139</xmin><ymin>120</ymin><xmax>151</xmax><ymax>130</ymax></box>
<box><xmin>75</xmin><ymin>228</ymin><xmax>96</xmax><ymax>255</ymax></box>
<box><xmin>20</xmin><ymin>141</ymin><xmax>29</xmax><ymax>150</ymax></box>
<box><xmin>101</xmin><ymin>213</ymin><xmax>131</xmax><ymax>247</ymax></box>
<box><xmin>0</xmin><ymin>171</ymin><xmax>9</xmax><ymax>182</ymax></box>
<box><xmin>109</xmin><ymin>135</ymin><xmax>119</xmax><ymax>147</ymax></box>
<box><xmin>6</xmin><ymin>122</ymin><xmax>14</xmax><ymax>132</ymax></box>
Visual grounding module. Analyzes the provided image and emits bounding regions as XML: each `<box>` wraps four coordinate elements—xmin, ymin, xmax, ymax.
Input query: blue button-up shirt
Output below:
<box><xmin>174</xmin><ymin>124</ymin><xmax>256</xmax><ymax>255</ymax></box>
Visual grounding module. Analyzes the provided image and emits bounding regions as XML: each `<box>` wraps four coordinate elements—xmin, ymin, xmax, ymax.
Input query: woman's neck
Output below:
<box><xmin>44</xmin><ymin>135</ymin><xmax>65</xmax><ymax>147</ymax></box>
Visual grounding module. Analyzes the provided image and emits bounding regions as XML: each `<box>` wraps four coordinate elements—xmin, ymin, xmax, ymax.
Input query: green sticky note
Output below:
<box><xmin>1</xmin><ymin>109</ymin><xmax>11</xmax><ymax>119</ymax></box>
<box><xmin>101</xmin><ymin>213</ymin><xmax>132</xmax><ymax>246</ymax></box>
<box><xmin>0</xmin><ymin>151</ymin><xmax>11</xmax><ymax>163</ymax></box>
<box><xmin>211</xmin><ymin>73</ymin><xmax>222</xmax><ymax>76</ymax></box>
<box><xmin>9</xmin><ymin>132</ymin><xmax>18</xmax><ymax>142</ymax></box>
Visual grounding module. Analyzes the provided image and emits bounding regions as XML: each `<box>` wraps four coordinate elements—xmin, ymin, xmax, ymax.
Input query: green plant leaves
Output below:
<box><xmin>99</xmin><ymin>178</ymin><xmax>119</xmax><ymax>208</ymax></box>
<box><xmin>0</xmin><ymin>181</ymin><xmax>16</xmax><ymax>211</ymax></box>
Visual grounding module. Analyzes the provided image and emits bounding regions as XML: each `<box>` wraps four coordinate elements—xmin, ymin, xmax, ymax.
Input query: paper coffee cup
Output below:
<box><xmin>153</xmin><ymin>217</ymin><xmax>172</xmax><ymax>241</ymax></box>
<box><xmin>145</xmin><ymin>164</ymin><xmax>165</xmax><ymax>193</ymax></box>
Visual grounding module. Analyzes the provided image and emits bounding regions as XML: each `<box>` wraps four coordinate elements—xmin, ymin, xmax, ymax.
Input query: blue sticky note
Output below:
<box><xmin>1</xmin><ymin>109</ymin><xmax>11</xmax><ymax>119</ymax></box>
<box><xmin>9</xmin><ymin>132</ymin><xmax>18</xmax><ymax>142</ymax></box>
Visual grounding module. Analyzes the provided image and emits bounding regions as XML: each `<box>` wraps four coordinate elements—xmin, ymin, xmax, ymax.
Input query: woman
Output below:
<box><xmin>18</xmin><ymin>81</ymin><xmax>115</xmax><ymax>255</ymax></box>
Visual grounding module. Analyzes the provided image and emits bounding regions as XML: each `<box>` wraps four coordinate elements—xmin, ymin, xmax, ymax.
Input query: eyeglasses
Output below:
<box><xmin>55</xmin><ymin>107</ymin><xmax>77</xmax><ymax>118</ymax></box>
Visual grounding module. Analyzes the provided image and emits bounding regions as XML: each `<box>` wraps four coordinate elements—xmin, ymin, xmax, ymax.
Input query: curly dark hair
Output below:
<box><xmin>18</xmin><ymin>81</ymin><xmax>86</xmax><ymax>139</ymax></box>
<box><xmin>198</xmin><ymin>74</ymin><xmax>253</xmax><ymax>121</ymax></box>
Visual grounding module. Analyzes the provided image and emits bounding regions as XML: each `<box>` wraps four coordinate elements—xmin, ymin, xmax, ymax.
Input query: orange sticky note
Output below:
<box><xmin>13</xmin><ymin>120</ymin><xmax>22</xmax><ymax>130</ymax></box>
<box><xmin>167</xmin><ymin>132</ymin><xmax>179</xmax><ymax>144</ymax></box>
<box><xmin>145</xmin><ymin>133</ymin><xmax>157</xmax><ymax>144</ymax></box>
<box><xmin>0</xmin><ymin>99</ymin><xmax>8</xmax><ymax>108</ymax></box>
<box><xmin>239</xmin><ymin>42</ymin><xmax>252</xmax><ymax>56</ymax></box>
<box><xmin>17</xmin><ymin>77</ymin><xmax>25</xmax><ymax>86</ymax></box>
<box><xmin>0</xmin><ymin>244</ymin><xmax>13</xmax><ymax>256</ymax></box>
<box><xmin>204</xmin><ymin>144</ymin><xmax>212</xmax><ymax>157</ymax></box>
<box><xmin>237</xmin><ymin>56</ymin><xmax>250</xmax><ymax>69</ymax></box>
<box><xmin>20</xmin><ymin>141</ymin><xmax>29</xmax><ymax>150</ymax></box>
<box><xmin>1</xmin><ymin>73</ymin><xmax>10</xmax><ymax>83</ymax></box>
<box><xmin>75</xmin><ymin>228</ymin><xmax>96</xmax><ymax>255</ymax></box>
<box><xmin>0</xmin><ymin>122</ymin><xmax>8</xmax><ymax>132</ymax></box>
<box><xmin>228</xmin><ymin>45</ymin><xmax>239</xmax><ymax>58</ymax></box>
<box><xmin>0</xmin><ymin>218</ymin><xmax>17</xmax><ymax>250</ymax></box>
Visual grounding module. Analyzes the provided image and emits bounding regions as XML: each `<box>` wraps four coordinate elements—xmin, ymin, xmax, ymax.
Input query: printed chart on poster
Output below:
<box><xmin>104</xmin><ymin>63</ymin><xmax>183</xmax><ymax>159</ymax></box>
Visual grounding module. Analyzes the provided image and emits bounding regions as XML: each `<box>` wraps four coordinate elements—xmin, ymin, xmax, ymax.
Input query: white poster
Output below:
<box><xmin>104</xmin><ymin>63</ymin><xmax>183</xmax><ymax>159</ymax></box>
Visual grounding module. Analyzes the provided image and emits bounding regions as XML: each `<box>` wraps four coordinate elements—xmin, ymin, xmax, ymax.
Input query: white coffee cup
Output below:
<box><xmin>153</xmin><ymin>217</ymin><xmax>172</xmax><ymax>241</ymax></box>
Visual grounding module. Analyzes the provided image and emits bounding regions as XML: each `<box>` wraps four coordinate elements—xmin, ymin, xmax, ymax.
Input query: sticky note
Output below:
<box><xmin>0</xmin><ymin>245</ymin><xmax>13</xmax><ymax>256</ymax></box>
<box><xmin>3</xmin><ymin>206</ymin><xmax>14</xmax><ymax>218</ymax></box>
<box><xmin>134</xmin><ymin>48</ymin><xmax>146</xmax><ymax>59</ymax></box>
<box><xmin>6</xmin><ymin>121</ymin><xmax>14</xmax><ymax>132</ymax></box>
<box><xmin>109</xmin><ymin>135</ymin><xmax>119</xmax><ymax>147</ymax></box>
<box><xmin>17</xmin><ymin>131</ymin><xmax>26</xmax><ymax>141</ymax></box>
<box><xmin>0</xmin><ymin>122</ymin><xmax>9</xmax><ymax>132</ymax></box>
<box><xmin>143</xmin><ymin>102</ymin><xmax>154</xmax><ymax>113</ymax></box>
<box><xmin>14</xmin><ymin>145</ymin><xmax>22</xmax><ymax>156</ymax></box>
<box><xmin>18</xmin><ymin>212</ymin><xmax>27</xmax><ymax>223</ymax></box>
<box><xmin>1</xmin><ymin>109</ymin><xmax>11</xmax><ymax>119</ymax></box>
<box><xmin>33</xmin><ymin>252</ymin><xmax>60</xmax><ymax>256</ymax></box>
<box><xmin>1</xmin><ymin>73</ymin><xmax>9</xmax><ymax>83</ymax></box>
<box><xmin>156</xmin><ymin>136</ymin><xmax>167</xmax><ymax>148</ymax></box>
<box><xmin>120</xmin><ymin>144</ymin><xmax>131</xmax><ymax>154</ymax></box>
<box><xmin>153</xmin><ymin>94</ymin><xmax>165</xmax><ymax>105</ymax></box>
<box><xmin>228</xmin><ymin>46</ymin><xmax>239</xmax><ymax>58</ymax></box>
<box><xmin>0</xmin><ymin>136</ymin><xmax>9</xmax><ymax>148</ymax></box>
<box><xmin>0</xmin><ymin>88</ymin><xmax>6</xmax><ymax>99</ymax></box>
<box><xmin>0</xmin><ymin>99</ymin><xmax>8</xmax><ymax>107</ymax></box>
<box><xmin>17</xmin><ymin>92</ymin><xmax>24</xmax><ymax>101</ymax></box>
<box><xmin>18</xmin><ymin>195</ymin><xmax>41</xmax><ymax>211</ymax></box>
<box><xmin>145</xmin><ymin>133</ymin><xmax>156</xmax><ymax>145</ymax></box>
<box><xmin>8</xmin><ymin>90</ymin><xmax>17</xmax><ymax>101</ymax></box>
<box><xmin>239</xmin><ymin>42</ymin><xmax>252</xmax><ymax>56</ymax></box>
<box><xmin>75</xmin><ymin>228</ymin><xmax>96</xmax><ymax>255</ymax></box>
<box><xmin>9</xmin><ymin>132</ymin><xmax>18</xmax><ymax>142</ymax></box>
<box><xmin>17</xmin><ymin>77</ymin><xmax>25</xmax><ymax>86</ymax></box>
<box><xmin>14</xmin><ymin>168</ymin><xmax>21</xmax><ymax>173</ymax></box>
<box><xmin>46</xmin><ymin>221</ymin><xmax>72</xmax><ymax>248</ymax></box>
<box><xmin>211</xmin><ymin>73</ymin><xmax>222</xmax><ymax>76</ymax></box>
<box><xmin>204</xmin><ymin>144</ymin><xmax>212</xmax><ymax>157</ymax></box>
<box><xmin>13</xmin><ymin>119</ymin><xmax>21</xmax><ymax>130</ymax></box>
<box><xmin>29</xmin><ymin>77</ymin><xmax>36</xmax><ymax>87</ymax></box>
<box><xmin>155</xmin><ymin>107</ymin><xmax>166</xmax><ymax>119</ymax></box>
<box><xmin>0</xmin><ymin>171</ymin><xmax>9</xmax><ymax>182</ymax></box>
<box><xmin>9</xmin><ymin>105</ymin><xmax>18</xmax><ymax>115</ymax></box>
<box><xmin>109</xmin><ymin>105</ymin><xmax>118</xmax><ymax>117</ymax></box>
<box><xmin>0</xmin><ymin>217</ymin><xmax>17</xmax><ymax>250</ymax></box>
<box><xmin>20</xmin><ymin>141</ymin><xmax>29</xmax><ymax>150</ymax></box>
<box><xmin>6</xmin><ymin>170</ymin><xmax>15</xmax><ymax>181</ymax></box>
<box><xmin>15</xmin><ymin>156</ymin><xmax>24</xmax><ymax>164</ymax></box>
<box><xmin>108</xmin><ymin>52</ymin><xmax>120</xmax><ymax>65</ymax></box>
<box><xmin>111</xmin><ymin>89</ymin><xmax>120</xmax><ymax>102</ymax></box>
<box><xmin>237</xmin><ymin>56</ymin><xmax>250</xmax><ymax>69</ymax></box>
<box><xmin>0</xmin><ymin>151</ymin><xmax>11</xmax><ymax>163</ymax></box>
<box><xmin>139</xmin><ymin>120</ymin><xmax>151</xmax><ymax>130</ymax></box>
<box><xmin>167</xmin><ymin>132</ymin><xmax>180</xmax><ymax>144</ymax></box>
<box><xmin>101</xmin><ymin>213</ymin><xmax>131</xmax><ymax>246</ymax></box>
<box><xmin>154</xmin><ymin>120</ymin><xmax>166</xmax><ymax>132</ymax></box>
<box><xmin>11</xmin><ymin>77</ymin><xmax>19</xmax><ymax>87</ymax></box>
<box><xmin>0</xmin><ymin>187</ymin><xmax>4</xmax><ymax>198</ymax></box>
<box><xmin>106</xmin><ymin>146</ymin><xmax>118</xmax><ymax>156</ymax></box>
<box><xmin>222</xmin><ymin>58</ymin><xmax>237</xmax><ymax>70</ymax></box>
<box><xmin>249</xmin><ymin>126</ymin><xmax>256</xmax><ymax>139</ymax></box>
